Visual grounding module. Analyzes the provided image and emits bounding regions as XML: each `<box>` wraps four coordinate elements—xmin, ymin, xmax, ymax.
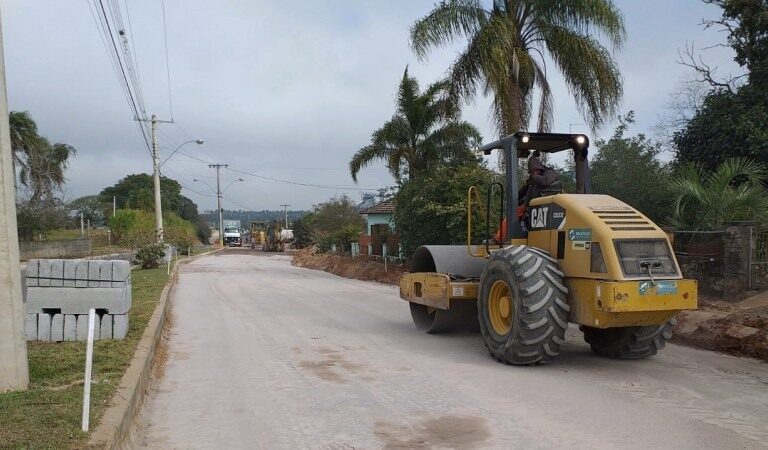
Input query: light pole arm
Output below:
<box><xmin>159</xmin><ymin>139</ymin><xmax>204</xmax><ymax>167</ymax></box>
<box><xmin>223</xmin><ymin>178</ymin><xmax>244</xmax><ymax>193</ymax></box>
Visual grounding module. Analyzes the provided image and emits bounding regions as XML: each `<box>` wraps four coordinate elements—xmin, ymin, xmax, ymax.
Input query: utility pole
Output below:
<box><xmin>137</xmin><ymin>114</ymin><xmax>172</xmax><ymax>243</ymax></box>
<box><xmin>280</xmin><ymin>204</ymin><xmax>290</xmax><ymax>228</ymax></box>
<box><xmin>112</xmin><ymin>196</ymin><xmax>116</xmax><ymax>217</ymax></box>
<box><xmin>209</xmin><ymin>164</ymin><xmax>228</xmax><ymax>247</ymax></box>
<box><xmin>0</xmin><ymin>6</ymin><xmax>29</xmax><ymax>392</ymax></box>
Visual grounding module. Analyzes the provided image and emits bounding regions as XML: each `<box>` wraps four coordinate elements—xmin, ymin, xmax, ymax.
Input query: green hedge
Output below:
<box><xmin>109</xmin><ymin>209</ymin><xmax>198</xmax><ymax>250</ymax></box>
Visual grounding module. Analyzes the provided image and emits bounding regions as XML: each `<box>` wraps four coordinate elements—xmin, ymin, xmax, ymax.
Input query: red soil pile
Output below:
<box><xmin>292</xmin><ymin>247</ymin><xmax>407</xmax><ymax>286</ymax></box>
<box><xmin>673</xmin><ymin>295</ymin><xmax>768</xmax><ymax>361</ymax></box>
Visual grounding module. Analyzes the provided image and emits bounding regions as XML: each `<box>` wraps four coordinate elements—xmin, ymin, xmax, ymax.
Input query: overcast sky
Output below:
<box><xmin>3</xmin><ymin>1</ymin><xmax>740</xmax><ymax>211</ymax></box>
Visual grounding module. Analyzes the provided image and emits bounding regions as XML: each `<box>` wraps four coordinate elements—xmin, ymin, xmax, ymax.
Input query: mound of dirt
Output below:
<box><xmin>292</xmin><ymin>247</ymin><xmax>407</xmax><ymax>286</ymax></box>
<box><xmin>673</xmin><ymin>295</ymin><xmax>768</xmax><ymax>361</ymax></box>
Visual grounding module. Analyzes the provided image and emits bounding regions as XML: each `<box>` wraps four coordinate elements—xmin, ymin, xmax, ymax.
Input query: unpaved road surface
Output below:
<box><xmin>138</xmin><ymin>251</ymin><xmax>768</xmax><ymax>449</ymax></box>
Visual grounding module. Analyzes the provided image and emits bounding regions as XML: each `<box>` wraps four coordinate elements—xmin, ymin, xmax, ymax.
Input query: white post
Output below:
<box><xmin>81</xmin><ymin>309</ymin><xmax>96</xmax><ymax>432</ymax></box>
<box><xmin>0</xmin><ymin>3</ymin><xmax>29</xmax><ymax>391</ymax></box>
<box><xmin>167</xmin><ymin>246</ymin><xmax>173</xmax><ymax>275</ymax></box>
<box><xmin>80</xmin><ymin>212</ymin><xmax>85</xmax><ymax>238</ymax></box>
<box><xmin>112</xmin><ymin>196</ymin><xmax>116</xmax><ymax>217</ymax></box>
<box><xmin>151</xmin><ymin>115</ymin><xmax>164</xmax><ymax>243</ymax></box>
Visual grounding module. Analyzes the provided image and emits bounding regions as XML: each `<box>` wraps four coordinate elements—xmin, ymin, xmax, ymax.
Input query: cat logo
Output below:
<box><xmin>530</xmin><ymin>206</ymin><xmax>549</xmax><ymax>229</ymax></box>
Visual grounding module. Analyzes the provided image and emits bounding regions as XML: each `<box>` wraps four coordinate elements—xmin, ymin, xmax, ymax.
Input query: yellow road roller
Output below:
<box><xmin>399</xmin><ymin>132</ymin><xmax>697</xmax><ymax>364</ymax></box>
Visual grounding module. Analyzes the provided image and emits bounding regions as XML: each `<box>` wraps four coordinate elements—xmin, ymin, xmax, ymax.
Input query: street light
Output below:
<box><xmin>223</xmin><ymin>178</ymin><xmax>245</xmax><ymax>193</ymax></box>
<box><xmin>159</xmin><ymin>139</ymin><xmax>205</xmax><ymax>167</ymax></box>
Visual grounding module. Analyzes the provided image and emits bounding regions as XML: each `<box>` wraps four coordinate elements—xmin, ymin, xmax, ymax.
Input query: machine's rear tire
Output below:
<box><xmin>478</xmin><ymin>246</ymin><xmax>570</xmax><ymax>365</ymax></box>
<box><xmin>409</xmin><ymin>301</ymin><xmax>478</xmax><ymax>334</ymax></box>
<box><xmin>581</xmin><ymin>318</ymin><xmax>676</xmax><ymax>359</ymax></box>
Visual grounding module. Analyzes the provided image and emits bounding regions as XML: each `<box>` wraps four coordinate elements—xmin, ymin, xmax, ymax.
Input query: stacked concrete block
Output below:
<box><xmin>37</xmin><ymin>314</ymin><xmax>51</xmax><ymax>341</ymax></box>
<box><xmin>63</xmin><ymin>315</ymin><xmax>77</xmax><ymax>341</ymax></box>
<box><xmin>24</xmin><ymin>259</ymin><xmax>131</xmax><ymax>342</ymax></box>
<box><xmin>51</xmin><ymin>314</ymin><xmax>64</xmax><ymax>341</ymax></box>
<box><xmin>25</xmin><ymin>314</ymin><xmax>37</xmax><ymax>341</ymax></box>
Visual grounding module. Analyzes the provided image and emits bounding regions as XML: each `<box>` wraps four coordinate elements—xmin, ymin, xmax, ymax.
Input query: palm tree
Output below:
<box><xmin>410</xmin><ymin>0</ymin><xmax>625</xmax><ymax>134</ymax></box>
<box><xmin>9</xmin><ymin>111</ymin><xmax>41</xmax><ymax>173</ymax></box>
<box><xmin>9</xmin><ymin>111</ymin><xmax>76</xmax><ymax>203</ymax></box>
<box><xmin>669</xmin><ymin>158</ymin><xmax>768</xmax><ymax>230</ymax></box>
<box><xmin>19</xmin><ymin>139</ymin><xmax>76</xmax><ymax>204</ymax></box>
<box><xmin>350</xmin><ymin>68</ymin><xmax>481</xmax><ymax>183</ymax></box>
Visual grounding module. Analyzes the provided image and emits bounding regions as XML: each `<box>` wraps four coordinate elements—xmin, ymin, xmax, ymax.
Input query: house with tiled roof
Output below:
<box><xmin>358</xmin><ymin>198</ymin><xmax>399</xmax><ymax>257</ymax></box>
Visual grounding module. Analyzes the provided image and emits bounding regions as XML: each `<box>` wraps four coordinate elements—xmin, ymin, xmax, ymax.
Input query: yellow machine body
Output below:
<box><xmin>400</xmin><ymin>194</ymin><xmax>697</xmax><ymax>329</ymax></box>
<box><xmin>250</xmin><ymin>221</ymin><xmax>266</xmax><ymax>248</ymax></box>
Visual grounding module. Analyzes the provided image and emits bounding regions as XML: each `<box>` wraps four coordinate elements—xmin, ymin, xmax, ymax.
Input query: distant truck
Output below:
<box><xmin>222</xmin><ymin>219</ymin><xmax>242</xmax><ymax>247</ymax></box>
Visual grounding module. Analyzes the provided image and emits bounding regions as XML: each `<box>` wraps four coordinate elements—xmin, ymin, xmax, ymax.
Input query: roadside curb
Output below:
<box><xmin>88</xmin><ymin>248</ymin><xmax>222</xmax><ymax>449</ymax></box>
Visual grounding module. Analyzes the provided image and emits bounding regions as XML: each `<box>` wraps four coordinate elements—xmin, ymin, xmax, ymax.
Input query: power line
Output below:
<box><xmin>161</xmin><ymin>167</ymin><xmax>218</xmax><ymax>198</ymax></box>
<box><xmin>122</xmin><ymin>0</ymin><xmax>143</xmax><ymax>96</ymax></box>
<box><xmin>222</xmin><ymin>194</ymin><xmax>253</xmax><ymax>211</ymax></box>
<box><xmin>224</xmin><ymin>166</ymin><xmax>379</xmax><ymax>191</ymax></box>
<box><xmin>87</xmin><ymin>0</ymin><xmax>153</xmax><ymax>158</ymax></box>
<box><xmin>160</xmin><ymin>0</ymin><xmax>174</xmax><ymax>120</ymax></box>
<box><xmin>175</xmin><ymin>149</ymin><xmax>214</xmax><ymax>165</ymax></box>
<box><xmin>170</xmin><ymin>149</ymin><xmax>379</xmax><ymax>191</ymax></box>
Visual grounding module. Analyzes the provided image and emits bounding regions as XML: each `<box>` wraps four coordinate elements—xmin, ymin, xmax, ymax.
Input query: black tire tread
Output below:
<box><xmin>581</xmin><ymin>318</ymin><xmax>676</xmax><ymax>359</ymax></box>
<box><xmin>478</xmin><ymin>245</ymin><xmax>570</xmax><ymax>365</ymax></box>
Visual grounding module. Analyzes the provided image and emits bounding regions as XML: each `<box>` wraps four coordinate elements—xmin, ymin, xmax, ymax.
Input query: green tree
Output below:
<box><xmin>15</xmin><ymin>198</ymin><xmax>69</xmax><ymax>241</ymax></box>
<box><xmin>293</xmin><ymin>196</ymin><xmax>365</xmax><ymax>251</ymax></box>
<box><xmin>703</xmin><ymin>0</ymin><xmax>768</xmax><ymax>87</ymax></box>
<box><xmin>100</xmin><ymin>174</ymin><xmax>182</xmax><ymax>212</ymax></box>
<box><xmin>291</xmin><ymin>216</ymin><xmax>314</xmax><ymax>248</ymax></box>
<box><xmin>9</xmin><ymin>111</ymin><xmax>76</xmax><ymax>203</ymax></box>
<box><xmin>9</xmin><ymin>111</ymin><xmax>40</xmax><ymax>173</ymax></box>
<box><xmin>590</xmin><ymin>112</ymin><xmax>672</xmax><ymax>224</ymax></box>
<box><xmin>673</xmin><ymin>86</ymin><xmax>768</xmax><ymax>168</ymax></box>
<box><xmin>673</xmin><ymin>0</ymin><xmax>768</xmax><ymax>168</ymax></box>
<box><xmin>20</xmin><ymin>141</ymin><xmax>76</xmax><ymax>204</ymax></box>
<box><xmin>410</xmin><ymin>0</ymin><xmax>624</xmax><ymax>134</ymax></box>
<box><xmin>394</xmin><ymin>164</ymin><xmax>502</xmax><ymax>257</ymax></box>
<box><xmin>68</xmin><ymin>195</ymin><xmax>108</xmax><ymax>227</ymax></box>
<box><xmin>310</xmin><ymin>195</ymin><xmax>364</xmax><ymax>238</ymax></box>
<box><xmin>350</xmin><ymin>68</ymin><xmax>481</xmax><ymax>183</ymax></box>
<box><xmin>668</xmin><ymin>158</ymin><xmax>768</xmax><ymax>230</ymax></box>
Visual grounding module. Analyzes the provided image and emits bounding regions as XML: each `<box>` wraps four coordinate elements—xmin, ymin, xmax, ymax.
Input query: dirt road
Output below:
<box><xmin>138</xmin><ymin>251</ymin><xmax>768</xmax><ymax>449</ymax></box>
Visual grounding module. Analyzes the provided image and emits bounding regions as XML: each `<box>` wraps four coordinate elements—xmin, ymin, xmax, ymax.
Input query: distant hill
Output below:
<box><xmin>201</xmin><ymin>209</ymin><xmax>310</xmax><ymax>228</ymax></box>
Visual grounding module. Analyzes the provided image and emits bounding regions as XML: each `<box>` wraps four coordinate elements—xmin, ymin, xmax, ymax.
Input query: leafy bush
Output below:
<box><xmin>298</xmin><ymin>195</ymin><xmax>364</xmax><ymax>252</ymax></box>
<box><xmin>317</xmin><ymin>223</ymin><xmax>362</xmax><ymax>253</ymax></box>
<box><xmin>109</xmin><ymin>209</ymin><xmax>199</xmax><ymax>250</ymax></box>
<box><xmin>394</xmin><ymin>164</ymin><xmax>502</xmax><ymax>257</ymax></box>
<box><xmin>291</xmin><ymin>216</ymin><xmax>314</xmax><ymax>248</ymax></box>
<box><xmin>194</xmin><ymin>217</ymin><xmax>212</xmax><ymax>244</ymax></box>
<box><xmin>164</xmin><ymin>212</ymin><xmax>198</xmax><ymax>253</ymax></box>
<box><xmin>15</xmin><ymin>198</ymin><xmax>69</xmax><ymax>241</ymax></box>
<box><xmin>134</xmin><ymin>243</ymin><xmax>165</xmax><ymax>269</ymax></box>
<box><xmin>668</xmin><ymin>158</ymin><xmax>768</xmax><ymax>230</ymax></box>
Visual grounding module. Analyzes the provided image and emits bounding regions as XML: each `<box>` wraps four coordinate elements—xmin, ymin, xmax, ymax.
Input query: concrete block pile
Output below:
<box><xmin>24</xmin><ymin>259</ymin><xmax>131</xmax><ymax>342</ymax></box>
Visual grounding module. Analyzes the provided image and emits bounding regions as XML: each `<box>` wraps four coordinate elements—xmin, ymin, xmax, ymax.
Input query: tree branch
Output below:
<box><xmin>677</xmin><ymin>43</ymin><xmax>745</xmax><ymax>94</ymax></box>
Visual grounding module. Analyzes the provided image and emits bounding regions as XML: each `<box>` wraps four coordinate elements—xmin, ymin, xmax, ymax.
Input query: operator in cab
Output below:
<box><xmin>492</xmin><ymin>151</ymin><xmax>560</xmax><ymax>244</ymax></box>
<box><xmin>519</xmin><ymin>150</ymin><xmax>559</xmax><ymax>205</ymax></box>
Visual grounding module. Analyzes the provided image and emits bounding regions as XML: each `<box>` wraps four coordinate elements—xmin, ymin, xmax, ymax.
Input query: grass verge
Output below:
<box><xmin>0</xmin><ymin>266</ymin><xmax>171</xmax><ymax>449</ymax></box>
